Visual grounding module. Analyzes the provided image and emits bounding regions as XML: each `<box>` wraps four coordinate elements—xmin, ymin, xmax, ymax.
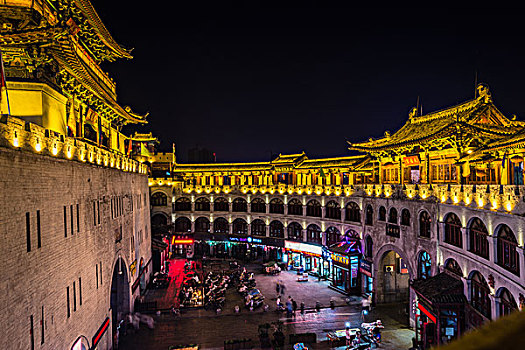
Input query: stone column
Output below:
<box><xmin>228</xmin><ymin>223</ymin><xmax>233</xmax><ymax>235</ymax></box>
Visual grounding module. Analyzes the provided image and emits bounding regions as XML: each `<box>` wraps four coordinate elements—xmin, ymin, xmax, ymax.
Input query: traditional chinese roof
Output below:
<box><xmin>72</xmin><ymin>0</ymin><xmax>133</xmax><ymax>61</ymax></box>
<box><xmin>172</xmin><ymin>153</ymin><xmax>370</xmax><ymax>174</ymax></box>
<box><xmin>0</xmin><ymin>0</ymin><xmax>146</xmax><ymax>125</ymax></box>
<box><xmin>411</xmin><ymin>273</ymin><xmax>464</xmax><ymax>305</ymax></box>
<box><xmin>348</xmin><ymin>85</ymin><xmax>524</xmax><ymax>155</ymax></box>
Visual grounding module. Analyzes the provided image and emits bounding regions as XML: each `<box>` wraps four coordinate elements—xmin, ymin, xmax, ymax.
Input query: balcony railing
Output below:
<box><xmin>148</xmin><ymin>180</ymin><xmax>525</xmax><ymax>214</ymax></box>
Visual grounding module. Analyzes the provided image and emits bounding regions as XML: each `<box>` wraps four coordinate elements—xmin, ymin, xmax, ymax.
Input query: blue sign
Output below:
<box><xmin>229</xmin><ymin>236</ymin><xmax>262</xmax><ymax>244</ymax></box>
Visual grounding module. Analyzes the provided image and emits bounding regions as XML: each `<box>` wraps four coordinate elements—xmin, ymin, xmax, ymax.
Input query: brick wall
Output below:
<box><xmin>0</xmin><ymin>145</ymin><xmax>151</xmax><ymax>350</ymax></box>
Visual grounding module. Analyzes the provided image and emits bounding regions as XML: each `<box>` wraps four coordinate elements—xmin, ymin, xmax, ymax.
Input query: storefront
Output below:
<box><xmin>171</xmin><ymin>235</ymin><xmax>195</xmax><ymax>258</ymax></box>
<box><xmin>411</xmin><ymin>273</ymin><xmax>466</xmax><ymax>348</ymax></box>
<box><xmin>193</xmin><ymin>233</ymin><xmax>285</xmax><ymax>261</ymax></box>
<box><xmin>329</xmin><ymin>240</ymin><xmax>361</xmax><ymax>295</ymax></box>
<box><xmin>359</xmin><ymin>258</ymin><xmax>373</xmax><ymax>294</ymax></box>
<box><xmin>283</xmin><ymin>240</ymin><xmax>323</xmax><ymax>273</ymax></box>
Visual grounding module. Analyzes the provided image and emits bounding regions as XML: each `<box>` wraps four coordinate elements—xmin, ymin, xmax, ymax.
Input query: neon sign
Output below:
<box><xmin>331</xmin><ymin>253</ymin><xmax>349</xmax><ymax>265</ymax></box>
<box><xmin>284</xmin><ymin>241</ymin><xmax>322</xmax><ymax>257</ymax></box>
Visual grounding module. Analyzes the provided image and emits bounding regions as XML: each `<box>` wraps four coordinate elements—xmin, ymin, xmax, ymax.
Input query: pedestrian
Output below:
<box><xmin>345</xmin><ymin>326</ymin><xmax>352</xmax><ymax>349</ymax></box>
<box><xmin>276</xmin><ymin>296</ymin><xmax>281</xmax><ymax>310</ymax></box>
<box><xmin>280</xmin><ymin>283</ymin><xmax>286</xmax><ymax>295</ymax></box>
<box><xmin>292</xmin><ymin>298</ymin><xmax>298</xmax><ymax>319</ymax></box>
<box><xmin>285</xmin><ymin>298</ymin><xmax>292</xmax><ymax>318</ymax></box>
<box><xmin>300</xmin><ymin>301</ymin><xmax>305</xmax><ymax>315</ymax></box>
<box><xmin>352</xmin><ymin>330</ymin><xmax>362</xmax><ymax>347</ymax></box>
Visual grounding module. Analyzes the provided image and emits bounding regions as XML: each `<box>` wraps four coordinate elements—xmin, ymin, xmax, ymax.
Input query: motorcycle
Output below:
<box><xmin>361</xmin><ymin>320</ymin><xmax>383</xmax><ymax>345</ymax></box>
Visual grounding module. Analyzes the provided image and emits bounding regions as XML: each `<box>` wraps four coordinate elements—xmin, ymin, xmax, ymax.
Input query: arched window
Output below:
<box><xmin>232</xmin><ymin>218</ymin><xmax>248</xmax><ymax>235</ymax></box>
<box><xmin>469</xmin><ymin>271</ymin><xmax>491</xmax><ymax>319</ymax></box>
<box><xmin>214</xmin><ymin>197</ymin><xmax>229</xmax><ymax>212</ymax></box>
<box><xmin>345</xmin><ymin>202</ymin><xmax>360</xmax><ymax>222</ymax></box>
<box><xmin>418</xmin><ymin>251</ymin><xmax>432</xmax><ymax>279</ymax></box>
<box><xmin>151</xmin><ymin>192</ymin><xmax>168</xmax><ymax>206</ymax></box>
<box><xmin>365</xmin><ymin>205</ymin><xmax>373</xmax><ymax>225</ymax></box>
<box><xmin>288</xmin><ymin>198</ymin><xmax>303</xmax><ymax>216</ymax></box>
<box><xmin>195</xmin><ymin>197</ymin><xmax>210</xmax><ymax>211</ymax></box>
<box><xmin>401</xmin><ymin>209</ymin><xmax>411</xmax><ymax>226</ymax></box>
<box><xmin>388</xmin><ymin>207</ymin><xmax>398</xmax><ymax>224</ymax></box>
<box><xmin>444</xmin><ymin>258</ymin><xmax>463</xmax><ymax>277</ymax></box>
<box><xmin>365</xmin><ymin>236</ymin><xmax>373</xmax><ymax>258</ymax></box>
<box><xmin>232</xmin><ymin>198</ymin><xmax>247</xmax><ymax>212</ymax></box>
<box><xmin>444</xmin><ymin>213</ymin><xmax>462</xmax><ymax>248</ymax></box>
<box><xmin>287</xmin><ymin>222</ymin><xmax>303</xmax><ymax>241</ymax></box>
<box><xmin>175</xmin><ymin>217</ymin><xmax>191</xmax><ymax>233</ymax></box>
<box><xmin>251</xmin><ymin>198</ymin><xmax>266</xmax><ymax>213</ymax></box>
<box><xmin>496</xmin><ymin>287</ymin><xmax>518</xmax><ymax>317</ymax></box>
<box><xmin>269</xmin><ymin>220</ymin><xmax>284</xmax><ymax>238</ymax></box>
<box><xmin>306</xmin><ymin>200</ymin><xmax>322</xmax><ymax>217</ymax></box>
<box><xmin>195</xmin><ymin>217</ymin><xmax>210</xmax><ymax>233</ymax></box>
<box><xmin>468</xmin><ymin>218</ymin><xmax>489</xmax><ymax>259</ymax></box>
<box><xmin>419</xmin><ymin>211</ymin><xmax>431</xmax><ymax>238</ymax></box>
<box><xmin>496</xmin><ymin>225</ymin><xmax>519</xmax><ymax>275</ymax></box>
<box><xmin>175</xmin><ymin>197</ymin><xmax>191</xmax><ymax>211</ymax></box>
<box><xmin>251</xmin><ymin>219</ymin><xmax>266</xmax><ymax>236</ymax></box>
<box><xmin>306</xmin><ymin>224</ymin><xmax>322</xmax><ymax>244</ymax></box>
<box><xmin>378</xmin><ymin>206</ymin><xmax>386</xmax><ymax>221</ymax></box>
<box><xmin>325</xmin><ymin>226</ymin><xmax>341</xmax><ymax>246</ymax></box>
<box><xmin>213</xmin><ymin>217</ymin><xmax>229</xmax><ymax>234</ymax></box>
<box><xmin>269</xmin><ymin>198</ymin><xmax>284</xmax><ymax>214</ymax></box>
<box><xmin>325</xmin><ymin>201</ymin><xmax>341</xmax><ymax>220</ymax></box>
<box><xmin>151</xmin><ymin>213</ymin><xmax>168</xmax><ymax>227</ymax></box>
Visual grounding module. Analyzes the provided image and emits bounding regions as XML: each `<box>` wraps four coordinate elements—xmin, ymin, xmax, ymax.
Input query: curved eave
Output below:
<box><xmin>51</xmin><ymin>39</ymin><xmax>145</xmax><ymax>124</ymax></box>
<box><xmin>74</xmin><ymin>0</ymin><xmax>132</xmax><ymax>60</ymax></box>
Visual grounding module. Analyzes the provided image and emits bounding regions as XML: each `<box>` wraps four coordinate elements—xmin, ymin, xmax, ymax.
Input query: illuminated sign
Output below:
<box><xmin>359</xmin><ymin>259</ymin><xmax>372</xmax><ymax>277</ymax></box>
<box><xmin>130</xmin><ymin>259</ymin><xmax>137</xmax><ymax>277</ymax></box>
<box><xmin>403</xmin><ymin>155</ymin><xmax>420</xmax><ymax>166</ymax></box>
<box><xmin>172</xmin><ymin>237</ymin><xmax>194</xmax><ymax>244</ymax></box>
<box><xmin>331</xmin><ymin>253</ymin><xmax>349</xmax><ymax>265</ymax></box>
<box><xmin>92</xmin><ymin>317</ymin><xmax>110</xmax><ymax>349</ymax></box>
<box><xmin>229</xmin><ymin>237</ymin><xmax>263</xmax><ymax>243</ymax></box>
<box><xmin>285</xmin><ymin>241</ymin><xmax>322</xmax><ymax>257</ymax></box>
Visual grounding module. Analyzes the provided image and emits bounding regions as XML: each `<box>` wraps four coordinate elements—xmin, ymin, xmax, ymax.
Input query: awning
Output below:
<box><xmin>328</xmin><ymin>240</ymin><xmax>361</xmax><ymax>255</ymax></box>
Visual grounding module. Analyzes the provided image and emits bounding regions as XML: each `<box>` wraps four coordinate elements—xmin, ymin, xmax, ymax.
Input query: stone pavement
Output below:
<box><xmin>119</xmin><ymin>259</ymin><xmax>414</xmax><ymax>349</ymax></box>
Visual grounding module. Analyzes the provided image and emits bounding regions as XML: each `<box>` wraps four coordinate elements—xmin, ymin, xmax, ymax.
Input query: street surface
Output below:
<box><xmin>119</xmin><ymin>259</ymin><xmax>414</xmax><ymax>349</ymax></box>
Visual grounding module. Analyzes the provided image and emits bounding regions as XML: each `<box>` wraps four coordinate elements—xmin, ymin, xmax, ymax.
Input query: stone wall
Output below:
<box><xmin>0</xmin><ymin>145</ymin><xmax>151</xmax><ymax>350</ymax></box>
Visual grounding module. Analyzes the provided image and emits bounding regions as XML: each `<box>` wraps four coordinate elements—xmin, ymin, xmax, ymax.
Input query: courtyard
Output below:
<box><xmin>118</xmin><ymin>258</ymin><xmax>414</xmax><ymax>349</ymax></box>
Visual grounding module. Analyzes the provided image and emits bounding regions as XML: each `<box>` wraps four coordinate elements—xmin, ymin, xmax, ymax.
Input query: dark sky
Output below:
<box><xmin>91</xmin><ymin>2</ymin><xmax>525</xmax><ymax>162</ymax></box>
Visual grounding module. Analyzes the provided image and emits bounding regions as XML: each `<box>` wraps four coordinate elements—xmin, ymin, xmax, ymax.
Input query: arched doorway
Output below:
<box><xmin>375</xmin><ymin>246</ymin><xmax>413</xmax><ymax>303</ymax></box>
<box><xmin>110</xmin><ymin>257</ymin><xmax>130</xmax><ymax>342</ymax></box>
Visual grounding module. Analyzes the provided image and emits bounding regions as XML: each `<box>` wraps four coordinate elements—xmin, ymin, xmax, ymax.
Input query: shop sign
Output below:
<box><xmin>284</xmin><ymin>241</ymin><xmax>322</xmax><ymax>257</ymax></box>
<box><xmin>322</xmin><ymin>246</ymin><xmax>332</xmax><ymax>260</ymax></box>
<box><xmin>359</xmin><ymin>259</ymin><xmax>372</xmax><ymax>277</ymax></box>
<box><xmin>403</xmin><ymin>155</ymin><xmax>420</xmax><ymax>166</ymax></box>
<box><xmin>229</xmin><ymin>236</ymin><xmax>263</xmax><ymax>244</ymax></box>
<box><xmin>331</xmin><ymin>253</ymin><xmax>349</xmax><ymax>265</ymax></box>
<box><xmin>130</xmin><ymin>259</ymin><xmax>137</xmax><ymax>277</ymax></box>
<box><xmin>91</xmin><ymin>317</ymin><xmax>110</xmax><ymax>349</ymax></box>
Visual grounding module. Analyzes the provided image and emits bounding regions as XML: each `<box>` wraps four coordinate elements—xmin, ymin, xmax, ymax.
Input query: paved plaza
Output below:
<box><xmin>118</xmin><ymin>259</ymin><xmax>414</xmax><ymax>349</ymax></box>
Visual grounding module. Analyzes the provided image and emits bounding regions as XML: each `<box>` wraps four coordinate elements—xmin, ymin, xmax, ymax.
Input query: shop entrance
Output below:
<box><xmin>377</xmin><ymin>250</ymin><xmax>410</xmax><ymax>303</ymax></box>
<box><xmin>110</xmin><ymin>257</ymin><xmax>130</xmax><ymax>339</ymax></box>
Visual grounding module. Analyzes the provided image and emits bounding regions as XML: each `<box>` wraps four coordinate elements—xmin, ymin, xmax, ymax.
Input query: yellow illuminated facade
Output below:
<box><xmin>0</xmin><ymin>0</ymin><xmax>148</xmax><ymax>174</ymax></box>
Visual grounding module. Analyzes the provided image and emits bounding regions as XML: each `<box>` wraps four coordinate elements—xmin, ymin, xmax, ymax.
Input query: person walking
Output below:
<box><xmin>280</xmin><ymin>283</ymin><xmax>286</xmax><ymax>296</ymax></box>
<box><xmin>276</xmin><ymin>296</ymin><xmax>281</xmax><ymax>310</ymax></box>
<box><xmin>285</xmin><ymin>297</ymin><xmax>292</xmax><ymax>318</ymax></box>
<box><xmin>292</xmin><ymin>298</ymin><xmax>298</xmax><ymax>319</ymax></box>
<box><xmin>276</xmin><ymin>281</ymin><xmax>280</xmax><ymax>294</ymax></box>
<box><xmin>345</xmin><ymin>326</ymin><xmax>352</xmax><ymax>349</ymax></box>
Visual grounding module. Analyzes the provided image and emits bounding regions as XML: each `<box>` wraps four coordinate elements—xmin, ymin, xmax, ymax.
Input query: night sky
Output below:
<box><xmin>91</xmin><ymin>2</ymin><xmax>525</xmax><ymax>162</ymax></box>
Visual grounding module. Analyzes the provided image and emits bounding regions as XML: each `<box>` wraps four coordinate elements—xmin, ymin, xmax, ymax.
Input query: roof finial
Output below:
<box><xmin>476</xmin><ymin>83</ymin><xmax>491</xmax><ymax>103</ymax></box>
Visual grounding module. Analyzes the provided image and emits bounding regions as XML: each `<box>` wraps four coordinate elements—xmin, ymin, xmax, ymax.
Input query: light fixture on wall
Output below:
<box><xmin>118</xmin><ymin>255</ymin><xmax>122</xmax><ymax>275</ymax></box>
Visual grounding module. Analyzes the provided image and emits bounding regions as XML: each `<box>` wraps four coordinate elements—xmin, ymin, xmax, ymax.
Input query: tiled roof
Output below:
<box><xmin>411</xmin><ymin>273</ymin><xmax>464</xmax><ymax>304</ymax></box>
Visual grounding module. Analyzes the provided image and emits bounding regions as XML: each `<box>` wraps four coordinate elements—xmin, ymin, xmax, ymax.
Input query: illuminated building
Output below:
<box><xmin>1</xmin><ymin>1</ymin><xmax>151</xmax><ymax>349</ymax></box>
<box><xmin>150</xmin><ymin>84</ymin><xmax>525</xmax><ymax>347</ymax></box>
